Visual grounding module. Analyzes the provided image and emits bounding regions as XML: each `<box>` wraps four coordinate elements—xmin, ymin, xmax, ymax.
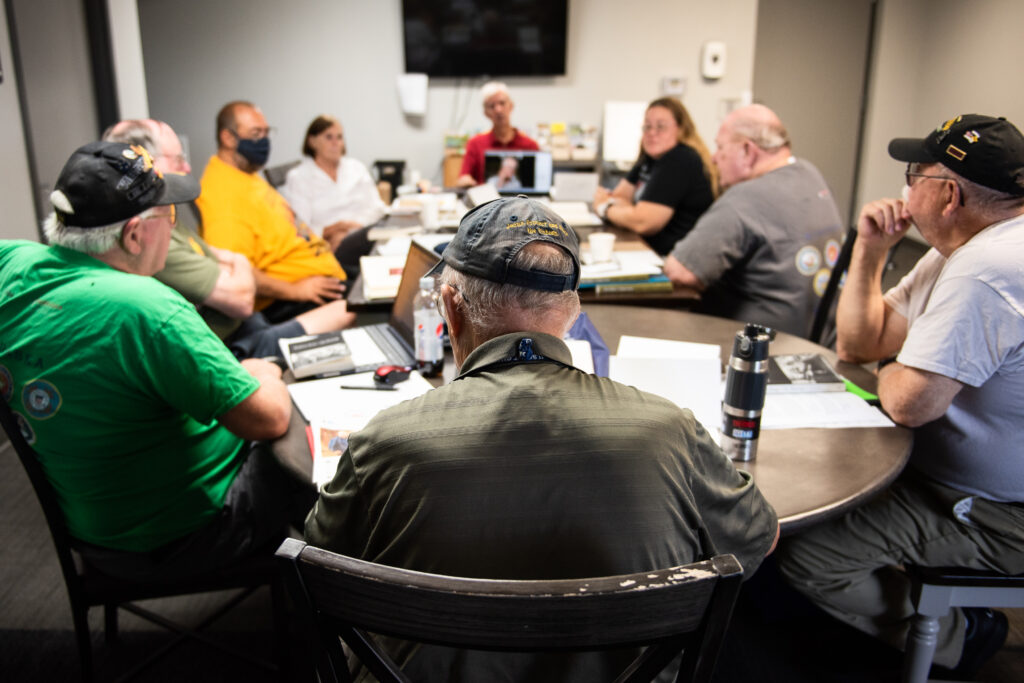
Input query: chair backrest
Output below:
<box><xmin>263</xmin><ymin>160</ymin><xmax>301</xmax><ymax>188</ymax></box>
<box><xmin>809</xmin><ymin>225</ymin><xmax>857</xmax><ymax>346</ymax></box>
<box><xmin>276</xmin><ymin>538</ymin><xmax>744</xmax><ymax>683</ymax></box>
<box><xmin>0</xmin><ymin>397</ymin><xmax>87</xmax><ymax>607</ymax></box>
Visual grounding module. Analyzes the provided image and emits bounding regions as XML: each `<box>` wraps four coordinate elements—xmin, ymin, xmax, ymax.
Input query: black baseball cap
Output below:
<box><xmin>428</xmin><ymin>196</ymin><xmax>581</xmax><ymax>291</ymax></box>
<box><xmin>49</xmin><ymin>141</ymin><xmax>199</xmax><ymax>228</ymax></box>
<box><xmin>888</xmin><ymin>114</ymin><xmax>1024</xmax><ymax>197</ymax></box>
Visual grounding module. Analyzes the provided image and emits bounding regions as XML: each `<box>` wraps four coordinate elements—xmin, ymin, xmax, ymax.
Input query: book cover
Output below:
<box><xmin>281</xmin><ymin>331</ymin><xmax>357</xmax><ymax>380</ymax></box>
<box><xmin>595</xmin><ymin>278</ymin><xmax>673</xmax><ymax>295</ymax></box>
<box><xmin>766</xmin><ymin>353</ymin><xmax>846</xmax><ymax>393</ymax></box>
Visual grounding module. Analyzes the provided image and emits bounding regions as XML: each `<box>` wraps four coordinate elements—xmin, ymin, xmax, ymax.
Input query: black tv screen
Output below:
<box><xmin>402</xmin><ymin>0</ymin><xmax>568</xmax><ymax>78</ymax></box>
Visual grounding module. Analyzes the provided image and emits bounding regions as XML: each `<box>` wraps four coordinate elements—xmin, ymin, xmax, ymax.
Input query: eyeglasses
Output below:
<box><xmin>142</xmin><ymin>204</ymin><xmax>176</xmax><ymax>227</ymax></box>
<box><xmin>156</xmin><ymin>152</ymin><xmax>188</xmax><ymax>166</ymax></box>
<box><xmin>642</xmin><ymin>123</ymin><xmax>675</xmax><ymax>134</ymax></box>
<box><xmin>230</xmin><ymin>126</ymin><xmax>275</xmax><ymax>141</ymax></box>
<box><xmin>904</xmin><ymin>164</ymin><xmax>965</xmax><ymax>205</ymax></box>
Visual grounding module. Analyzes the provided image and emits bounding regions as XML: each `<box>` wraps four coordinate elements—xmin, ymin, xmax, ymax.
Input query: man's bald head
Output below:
<box><xmin>724</xmin><ymin>104</ymin><xmax>791</xmax><ymax>153</ymax></box>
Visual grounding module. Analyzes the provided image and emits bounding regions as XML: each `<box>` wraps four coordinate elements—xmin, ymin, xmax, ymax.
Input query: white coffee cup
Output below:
<box><xmin>588</xmin><ymin>231</ymin><xmax>616</xmax><ymax>263</ymax></box>
<box><xmin>420</xmin><ymin>196</ymin><xmax>440</xmax><ymax>230</ymax></box>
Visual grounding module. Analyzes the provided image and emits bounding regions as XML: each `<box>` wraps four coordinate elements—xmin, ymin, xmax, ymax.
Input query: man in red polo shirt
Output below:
<box><xmin>456</xmin><ymin>81</ymin><xmax>539</xmax><ymax>187</ymax></box>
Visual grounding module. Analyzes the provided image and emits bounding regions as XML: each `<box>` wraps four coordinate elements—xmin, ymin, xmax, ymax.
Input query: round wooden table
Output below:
<box><xmin>581</xmin><ymin>304</ymin><xmax>914</xmax><ymax>534</ymax></box>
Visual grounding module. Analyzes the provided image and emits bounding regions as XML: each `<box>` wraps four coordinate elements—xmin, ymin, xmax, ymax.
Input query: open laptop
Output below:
<box><xmin>482</xmin><ymin>150</ymin><xmax>554</xmax><ymax>195</ymax></box>
<box><xmin>284</xmin><ymin>241</ymin><xmax>440</xmax><ymax>378</ymax></box>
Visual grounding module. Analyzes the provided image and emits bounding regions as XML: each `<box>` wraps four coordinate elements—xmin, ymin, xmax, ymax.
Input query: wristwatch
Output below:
<box><xmin>596</xmin><ymin>199</ymin><xmax>615</xmax><ymax>220</ymax></box>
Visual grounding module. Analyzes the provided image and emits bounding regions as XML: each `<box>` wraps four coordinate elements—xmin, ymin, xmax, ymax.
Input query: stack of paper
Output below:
<box><xmin>287</xmin><ymin>371</ymin><xmax>434</xmax><ymax>424</ymax></box>
<box><xmin>610</xmin><ymin>335</ymin><xmax>723</xmax><ymax>441</ymax></box>
<box><xmin>359</xmin><ymin>254</ymin><xmax>408</xmax><ymax>300</ymax></box>
<box><xmin>607</xmin><ymin>335</ymin><xmax>894</xmax><ymax>434</ymax></box>
<box><xmin>541</xmin><ymin>200</ymin><xmax>603</xmax><ymax>227</ymax></box>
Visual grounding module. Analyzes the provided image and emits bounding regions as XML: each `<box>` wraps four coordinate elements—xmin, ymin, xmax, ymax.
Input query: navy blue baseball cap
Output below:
<box><xmin>889</xmin><ymin>114</ymin><xmax>1024</xmax><ymax>197</ymax></box>
<box><xmin>429</xmin><ymin>195</ymin><xmax>581</xmax><ymax>291</ymax></box>
<box><xmin>49</xmin><ymin>141</ymin><xmax>199</xmax><ymax>228</ymax></box>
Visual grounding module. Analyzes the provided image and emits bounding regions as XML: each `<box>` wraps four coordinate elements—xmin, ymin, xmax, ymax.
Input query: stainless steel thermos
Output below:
<box><xmin>721</xmin><ymin>324</ymin><xmax>774</xmax><ymax>462</ymax></box>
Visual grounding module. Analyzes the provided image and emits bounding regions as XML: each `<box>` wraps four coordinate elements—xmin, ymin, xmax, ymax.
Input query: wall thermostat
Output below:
<box><xmin>701</xmin><ymin>41</ymin><xmax>727</xmax><ymax>80</ymax></box>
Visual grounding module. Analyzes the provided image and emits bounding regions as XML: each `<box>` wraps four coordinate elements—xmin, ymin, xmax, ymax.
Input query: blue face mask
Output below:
<box><xmin>236</xmin><ymin>135</ymin><xmax>270</xmax><ymax>167</ymax></box>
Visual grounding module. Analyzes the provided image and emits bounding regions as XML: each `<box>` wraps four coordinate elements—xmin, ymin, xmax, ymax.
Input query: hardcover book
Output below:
<box><xmin>279</xmin><ymin>332</ymin><xmax>356</xmax><ymax>380</ymax></box>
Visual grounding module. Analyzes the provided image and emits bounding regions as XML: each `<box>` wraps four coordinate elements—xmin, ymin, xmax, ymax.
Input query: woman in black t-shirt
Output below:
<box><xmin>593</xmin><ymin>97</ymin><xmax>718</xmax><ymax>255</ymax></box>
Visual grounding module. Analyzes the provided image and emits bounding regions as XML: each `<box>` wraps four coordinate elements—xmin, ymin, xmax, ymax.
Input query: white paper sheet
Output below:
<box><xmin>564</xmin><ymin>338</ymin><xmax>594</xmax><ymax>374</ymax></box>
<box><xmin>761</xmin><ymin>391</ymin><xmax>894</xmax><ymax>429</ymax></box>
<box><xmin>609</xmin><ymin>356</ymin><xmax>722</xmax><ymax>443</ymax></box>
<box><xmin>616</xmin><ymin>335</ymin><xmax>721</xmax><ymax>361</ymax></box>
<box><xmin>287</xmin><ymin>371</ymin><xmax>434</xmax><ymax>425</ymax></box>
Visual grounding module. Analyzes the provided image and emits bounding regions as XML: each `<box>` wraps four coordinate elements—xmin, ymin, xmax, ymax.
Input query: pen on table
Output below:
<box><xmin>339</xmin><ymin>385</ymin><xmax>398</xmax><ymax>391</ymax></box>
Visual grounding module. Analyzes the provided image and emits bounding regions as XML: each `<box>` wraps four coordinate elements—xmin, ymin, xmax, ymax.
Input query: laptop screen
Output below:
<box><xmin>482</xmin><ymin>150</ymin><xmax>553</xmax><ymax>195</ymax></box>
<box><xmin>389</xmin><ymin>240</ymin><xmax>442</xmax><ymax>346</ymax></box>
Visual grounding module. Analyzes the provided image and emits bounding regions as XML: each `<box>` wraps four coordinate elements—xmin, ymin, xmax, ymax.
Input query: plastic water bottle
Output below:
<box><xmin>413</xmin><ymin>276</ymin><xmax>445</xmax><ymax>378</ymax></box>
<box><xmin>721</xmin><ymin>324</ymin><xmax>774</xmax><ymax>462</ymax></box>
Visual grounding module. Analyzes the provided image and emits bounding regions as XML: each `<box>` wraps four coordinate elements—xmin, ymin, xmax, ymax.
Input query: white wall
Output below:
<box><xmin>10</xmin><ymin>0</ymin><xmax>99</xmax><ymax>219</ymax></box>
<box><xmin>138</xmin><ymin>0</ymin><xmax>758</xmax><ymax>184</ymax></box>
<box><xmin>0</xmin><ymin>3</ymin><xmax>39</xmax><ymax>240</ymax></box>
<box><xmin>107</xmin><ymin>0</ymin><xmax>149</xmax><ymax>119</ymax></box>
<box><xmin>857</xmin><ymin>0</ymin><xmax>1024</xmax><ymax>209</ymax></box>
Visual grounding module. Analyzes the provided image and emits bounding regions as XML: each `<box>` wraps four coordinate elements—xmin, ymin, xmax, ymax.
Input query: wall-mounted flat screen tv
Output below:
<box><xmin>402</xmin><ymin>0</ymin><xmax>568</xmax><ymax>77</ymax></box>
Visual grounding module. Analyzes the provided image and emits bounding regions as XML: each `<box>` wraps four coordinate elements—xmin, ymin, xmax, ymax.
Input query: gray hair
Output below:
<box><xmin>442</xmin><ymin>242</ymin><xmax>580</xmax><ymax>337</ymax></box>
<box><xmin>101</xmin><ymin>119</ymin><xmax>160</xmax><ymax>156</ymax></box>
<box><xmin>480</xmin><ymin>80</ymin><xmax>510</xmax><ymax>102</ymax></box>
<box><xmin>42</xmin><ymin>209</ymin><xmax>154</xmax><ymax>254</ymax></box>
<box><xmin>942</xmin><ymin>165</ymin><xmax>1024</xmax><ymax>212</ymax></box>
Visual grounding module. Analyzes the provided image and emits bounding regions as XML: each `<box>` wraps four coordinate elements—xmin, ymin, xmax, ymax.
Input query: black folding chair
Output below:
<box><xmin>0</xmin><ymin>397</ymin><xmax>288</xmax><ymax>682</ymax></box>
<box><xmin>277</xmin><ymin>538</ymin><xmax>744</xmax><ymax>683</ymax></box>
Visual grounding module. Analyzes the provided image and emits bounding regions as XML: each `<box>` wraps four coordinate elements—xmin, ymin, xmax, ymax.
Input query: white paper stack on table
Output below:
<box><xmin>606</xmin><ymin>335</ymin><xmax>894</xmax><ymax>437</ymax></box>
<box><xmin>610</xmin><ymin>335</ymin><xmax>723</xmax><ymax>443</ymax></box>
<box><xmin>541</xmin><ymin>200</ymin><xmax>603</xmax><ymax>227</ymax></box>
<box><xmin>358</xmin><ymin>254</ymin><xmax>407</xmax><ymax>300</ymax></box>
<box><xmin>288</xmin><ymin>371</ymin><xmax>434</xmax><ymax>425</ymax></box>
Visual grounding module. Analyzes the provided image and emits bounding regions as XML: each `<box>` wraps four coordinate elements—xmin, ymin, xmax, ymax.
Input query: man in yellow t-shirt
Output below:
<box><xmin>198</xmin><ymin>100</ymin><xmax>347</xmax><ymax>317</ymax></box>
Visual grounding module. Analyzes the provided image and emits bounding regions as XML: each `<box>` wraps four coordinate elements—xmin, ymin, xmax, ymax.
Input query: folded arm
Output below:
<box><xmin>217</xmin><ymin>358</ymin><xmax>292</xmax><ymax>440</ymax></box>
<box><xmin>253</xmin><ymin>270</ymin><xmax>344</xmax><ymax>304</ymax></box>
<box><xmin>202</xmin><ymin>247</ymin><xmax>256</xmax><ymax>319</ymax></box>
<box><xmin>877</xmin><ymin>362</ymin><xmax>964</xmax><ymax>427</ymax></box>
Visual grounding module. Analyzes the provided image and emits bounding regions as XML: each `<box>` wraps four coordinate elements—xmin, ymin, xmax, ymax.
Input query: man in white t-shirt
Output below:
<box><xmin>778</xmin><ymin>114</ymin><xmax>1024</xmax><ymax>678</ymax></box>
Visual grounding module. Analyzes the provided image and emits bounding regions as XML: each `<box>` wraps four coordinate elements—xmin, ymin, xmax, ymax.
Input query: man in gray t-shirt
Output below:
<box><xmin>664</xmin><ymin>104</ymin><xmax>844</xmax><ymax>337</ymax></box>
<box><xmin>778</xmin><ymin>114</ymin><xmax>1024</xmax><ymax>677</ymax></box>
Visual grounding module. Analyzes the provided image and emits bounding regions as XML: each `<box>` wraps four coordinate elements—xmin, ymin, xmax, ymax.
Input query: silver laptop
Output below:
<box><xmin>333</xmin><ymin>241</ymin><xmax>441</xmax><ymax>373</ymax></box>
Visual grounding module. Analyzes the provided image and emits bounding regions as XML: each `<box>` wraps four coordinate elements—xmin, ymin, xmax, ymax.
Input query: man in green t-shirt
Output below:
<box><xmin>0</xmin><ymin>141</ymin><xmax>315</xmax><ymax>580</ymax></box>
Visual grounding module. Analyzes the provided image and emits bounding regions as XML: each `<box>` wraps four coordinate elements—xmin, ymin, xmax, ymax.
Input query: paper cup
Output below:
<box><xmin>589</xmin><ymin>232</ymin><xmax>616</xmax><ymax>263</ymax></box>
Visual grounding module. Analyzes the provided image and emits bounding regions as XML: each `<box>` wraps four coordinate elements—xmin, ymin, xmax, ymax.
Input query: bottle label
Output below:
<box><xmin>414</xmin><ymin>309</ymin><xmax>444</xmax><ymax>361</ymax></box>
<box><xmin>721</xmin><ymin>413</ymin><xmax>761</xmax><ymax>441</ymax></box>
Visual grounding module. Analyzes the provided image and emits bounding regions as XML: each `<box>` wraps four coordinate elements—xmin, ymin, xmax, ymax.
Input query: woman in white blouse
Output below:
<box><xmin>283</xmin><ymin>115</ymin><xmax>387</xmax><ymax>251</ymax></box>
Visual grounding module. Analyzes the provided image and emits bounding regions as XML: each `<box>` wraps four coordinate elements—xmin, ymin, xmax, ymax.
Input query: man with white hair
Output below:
<box><xmin>0</xmin><ymin>141</ymin><xmax>315</xmax><ymax>580</ymax></box>
<box><xmin>456</xmin><ymin>81</ymin><xmax>539</xmax><ymax>187</ymax></box>
<box><xmin>779</xmin><ymin>114</ymin><xmax>1024</xmax><ymax>679</ymax></box>
<box><xmin>305</xmin><ymin>196</ymin><xmax>779</xmax><ymax>680</ymax></box>
<box><xmin>664</xmin><ymin>104</ymin><xmax>845</xmax><ymax>337</ymax></box>
<box><xmin>104</xmin><ymin>119</ymin><xmax>354</xmax><ymax>358</ymax></box>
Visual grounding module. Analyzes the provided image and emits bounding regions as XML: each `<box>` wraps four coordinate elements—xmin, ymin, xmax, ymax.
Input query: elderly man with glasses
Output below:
<box><xmin>778</xmin><ymin>114</ymin><xmax>1024</xmax><ymax>679</ymax></box>
<box><xmin>0</xmin><ymin>141</ymin><xmax>316</xmax><ymax>580</ymax></box>
<box><xmin>198</xmin><ymin>101</ymin><xmax>353</xmax><ymax>324</ymax></box>
<box><xmin>663</xmin><ymin>104</ymin><xmax>845</xmax><ymax>337</ymax></box>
